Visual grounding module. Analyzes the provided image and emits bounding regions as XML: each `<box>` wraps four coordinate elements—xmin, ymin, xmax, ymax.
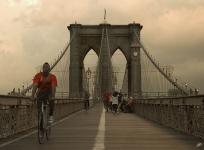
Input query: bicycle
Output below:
<box><xmin>37</xmin><ymin>99</ymin><xmax>51</xmax><ymax>144</ymax></box>
<box><xmin>84</xmin><ymin>99</ymin><xmax>89</xmax><ymax>111</ymax></box>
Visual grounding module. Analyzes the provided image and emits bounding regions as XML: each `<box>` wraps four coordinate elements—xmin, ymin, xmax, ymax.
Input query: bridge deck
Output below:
<box><xmin>0</xmin><ymin>104</ymin><xmax>201</xmax><ymax>150</ymax></box>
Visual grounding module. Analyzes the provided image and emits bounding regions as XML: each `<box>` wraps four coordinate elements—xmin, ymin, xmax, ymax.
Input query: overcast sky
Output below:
<box><xmin>0</xmin><ymin>0</ymin><xmax>204</xmax><ymax>94</ymax></box>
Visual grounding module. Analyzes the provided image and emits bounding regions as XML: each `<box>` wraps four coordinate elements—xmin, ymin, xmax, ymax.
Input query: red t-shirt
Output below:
<box><xmin>33</xmin><ymin>72</ymin><xmax>57</xmax><ymax>92</ymax></box>
<box><xmin>103</xmin><ymin>92</ymin><xmax>112</xmax><ymax>101</ymax></box>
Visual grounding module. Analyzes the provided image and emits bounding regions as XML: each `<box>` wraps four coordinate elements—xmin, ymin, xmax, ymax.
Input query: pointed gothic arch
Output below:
<box><xmin>68</xmin><ymin>23</ymin><xmax>142</xmax><ymax>97</ymax></box>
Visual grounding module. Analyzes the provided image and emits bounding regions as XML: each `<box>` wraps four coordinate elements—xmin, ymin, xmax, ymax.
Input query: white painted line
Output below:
<box><xmin>92</xmin><ymin>108</ymin><xmax>105</xmax><ymax>150</ymax></box>
<box><xmin>0</xmin><ymin>110</ymin><xmax>83</xmax><ymax>148</ymax></box>
<box><xmin>196</xmin><ymin>142</ymin><xmax>203</xmax><ymax>148</ymax></box>
<box><xmin>0</xmin><ymin>131</ymin><xmax>37</xmax><ymax>148</ymax></box>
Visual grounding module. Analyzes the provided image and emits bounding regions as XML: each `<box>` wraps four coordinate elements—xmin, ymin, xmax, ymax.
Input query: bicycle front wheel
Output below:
<box><xmin>46</xmin><ymin>125</ymin><xmax>51</xmax><ymax>140</ymax></box>
<box><xmin>38</xmin><ymin>111</ymin><xmax>45</xmax><ymax>144</ymax></box>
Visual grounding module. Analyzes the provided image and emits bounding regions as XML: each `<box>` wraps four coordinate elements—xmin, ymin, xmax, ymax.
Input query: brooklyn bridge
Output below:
<box><xmin>0</xmin><ymin>21</ymin><xmax>203</xmax><ymax>150</ymax></box>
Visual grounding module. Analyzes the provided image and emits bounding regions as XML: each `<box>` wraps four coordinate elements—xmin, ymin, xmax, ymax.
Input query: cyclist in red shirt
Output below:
<box><xmin>31</xmin><ymin>62</ymin><xmax>57</xmax><ymax>123</ymax></box>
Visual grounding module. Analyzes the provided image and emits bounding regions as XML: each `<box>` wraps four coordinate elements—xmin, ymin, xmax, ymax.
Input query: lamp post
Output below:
<box><xmin>185</xmin><ymin>83</ymin><xmax>188</xmax><ymax>90</ymax></box>
<box><xmin>185</xmin><ymin>83</ymin><xmax>188</xmax><ymax>95</ymax></box>
<box><xmin>130</xmin><ymin>43</ymin><xmax>140</xmax><ymax>97</ymax></box>
<box><xmin>86</xmin><ymin>67</ymin><xmax>91</xmax><ymax>93</ymax></box>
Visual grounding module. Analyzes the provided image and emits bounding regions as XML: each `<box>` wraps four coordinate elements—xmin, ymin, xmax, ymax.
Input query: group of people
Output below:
<box><xmin>30</xmin><ymin>62</ymin><xmax>135</xmax><ymax>126</ymax></box>
<box><xmin>103</xmin><ymin>91</ymin><xmax>134</xmax><ymax>113</ymax></box>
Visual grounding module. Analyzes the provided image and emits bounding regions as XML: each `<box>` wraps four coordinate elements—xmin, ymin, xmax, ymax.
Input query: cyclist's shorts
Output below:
<box><xmin>37</xmin><ymin>91</ymin><xmax>51</xmax><ymax>101</ymax></box>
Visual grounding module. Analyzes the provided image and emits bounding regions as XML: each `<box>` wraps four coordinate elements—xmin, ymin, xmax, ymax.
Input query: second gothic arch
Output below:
<box><xmin>68</xmin><ymin>23</ymin><xmax>142</xmax><ymax>97</ymax></box>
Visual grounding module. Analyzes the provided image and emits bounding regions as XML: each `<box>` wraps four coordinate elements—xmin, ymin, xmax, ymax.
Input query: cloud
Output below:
<box><xmin>0</xmin><ymin>0</ymin><xmax>204</xmax><ymax>94</ymax></box>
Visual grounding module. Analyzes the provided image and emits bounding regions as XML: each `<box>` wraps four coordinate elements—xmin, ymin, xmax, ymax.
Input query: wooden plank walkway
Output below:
<box><xmin>0</xmin><ymin>104</ymin><xmax>202</xmax><ymax>150</ymax></box>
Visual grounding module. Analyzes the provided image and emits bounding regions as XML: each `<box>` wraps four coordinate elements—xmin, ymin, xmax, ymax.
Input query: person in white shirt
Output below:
<box><xmin>112</xmin><ymin>92</ymin><xmax>118</xmax><ymax>113</ymax></box>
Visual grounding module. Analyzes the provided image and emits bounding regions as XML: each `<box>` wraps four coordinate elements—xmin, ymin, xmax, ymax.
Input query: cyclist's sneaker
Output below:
<box><xmin>49</xmin><ymin>116</ymin><xmax>54</xmax><ymax>124</ymax></box>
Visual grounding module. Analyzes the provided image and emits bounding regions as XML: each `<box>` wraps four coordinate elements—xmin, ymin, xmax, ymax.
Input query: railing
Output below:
<box><xmin>140</xmin><ymin>91</ymin><xmax>198</xmax><ymax>98</ymax></box>
<box><xmin>134</xmin><ymin>95</ymin><xmax>204</xmax><ymax>139</ymax></box>
<box><xmin>0</xmin><ymin>95</ymin><xmax>84</xmax><ymax>139</ymax></box>
<box><xmin>141</xmin><ymin>92</ymin><xmax>169</xmax><ymax>98</ymax></box>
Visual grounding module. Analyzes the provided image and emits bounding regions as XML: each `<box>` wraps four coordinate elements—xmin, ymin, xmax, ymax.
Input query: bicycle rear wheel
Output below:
<box><xmin>85</xmin><ymin>102</ymin><xmax>88</xmax><ymax>111</ymax></box>
<box><xmin>45</xmin><ymin>106</ymin><xmax>51</xmax><ymax>140</ymax></box>
<box><xmin>38</xmin><ymin>111</ymin><xmax>45</xmax><ymax>144</ymax></box>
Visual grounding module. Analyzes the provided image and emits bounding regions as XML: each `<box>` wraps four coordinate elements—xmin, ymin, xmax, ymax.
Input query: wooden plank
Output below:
<box><xmin>0</xmin><ymin>104</ymin><xmax>201</xmax><ymax>150</ymax></box>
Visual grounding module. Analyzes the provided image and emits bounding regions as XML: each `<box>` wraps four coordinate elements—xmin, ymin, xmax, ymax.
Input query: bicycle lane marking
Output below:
<box><xmin>92</xmin><ymin>108</ymin><xmax>105</xmax><ymax>150</ymax></box>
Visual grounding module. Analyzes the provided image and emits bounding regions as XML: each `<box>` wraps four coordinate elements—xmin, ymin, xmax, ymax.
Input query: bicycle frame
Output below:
<box><xmin>37</xmin><ymin>99</ymin><xmax>51</xmax><ymax>144</ymax></box>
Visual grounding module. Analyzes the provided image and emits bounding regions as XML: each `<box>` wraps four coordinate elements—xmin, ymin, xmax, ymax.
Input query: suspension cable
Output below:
<box><xmin>21</xmin><ymin>31</ymin><xmax>77</xmax><ymax>95</ymax></box>
<box><xmin>133</xmin><ymin>29</ymin><xmax>188</xmax><ymax>95</ymax></box>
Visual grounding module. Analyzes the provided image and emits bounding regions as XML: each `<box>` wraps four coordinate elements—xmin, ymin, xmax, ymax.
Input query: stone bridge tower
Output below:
<box><xmin>68</xmin><ymin>23</ymin><xmax>142</xmax><ymax>98</ymax></box>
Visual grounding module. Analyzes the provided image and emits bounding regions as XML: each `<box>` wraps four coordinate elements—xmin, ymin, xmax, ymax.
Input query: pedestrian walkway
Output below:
<box><xmin>0</xmin><ymin>104</ymin><xmax>201</xmax><ymax>150</ymax></box>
